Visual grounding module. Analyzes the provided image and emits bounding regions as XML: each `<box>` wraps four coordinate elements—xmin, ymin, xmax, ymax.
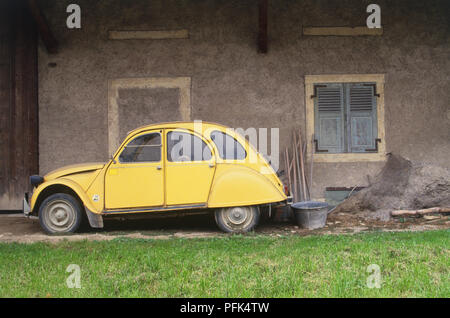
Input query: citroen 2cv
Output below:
<box><xmin>23</xmin><ymin>122</ymin><xmax>287</xmax><ymax>233</ymax></box>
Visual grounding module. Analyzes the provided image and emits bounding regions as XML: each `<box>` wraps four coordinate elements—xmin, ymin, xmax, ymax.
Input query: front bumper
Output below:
<box><xmin>23</xmin><ymin>192</ymin><xmax>31</xmax><ymax>216</ymax></box>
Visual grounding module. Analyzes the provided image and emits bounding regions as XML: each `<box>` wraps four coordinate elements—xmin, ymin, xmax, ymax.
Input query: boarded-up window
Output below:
<box><xmin>314</xmin><ymin>83</ymin><xmax>378</xmax><ymax>153</ymax></box>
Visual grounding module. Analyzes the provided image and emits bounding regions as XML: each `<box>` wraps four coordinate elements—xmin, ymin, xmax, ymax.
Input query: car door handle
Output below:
<box><xmin>156</xmin><ymin>165</ymin><xmax>162</xmax><ymax>170</ymax></box>
<box><xmin>209</xmin><ymin>163</ymin><xmax>215</xmax><ymax>168</ymax></box>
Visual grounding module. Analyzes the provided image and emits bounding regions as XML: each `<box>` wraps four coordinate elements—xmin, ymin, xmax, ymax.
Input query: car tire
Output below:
<box><xmin>39</xmin><ymin>193</ymin><xmax>83</xmax><ymax>234</ymax></box>
<box><xmin>214</xmin><ymin>206</ymin><xmax>260</xmax><ymax>233</ymax></box>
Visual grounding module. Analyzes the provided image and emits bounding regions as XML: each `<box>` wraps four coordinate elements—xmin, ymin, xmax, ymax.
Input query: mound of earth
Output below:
<box><xmin>334</xmin><ymin>154</ymin><xmax>450</xmax><ymax>220</ymax></box>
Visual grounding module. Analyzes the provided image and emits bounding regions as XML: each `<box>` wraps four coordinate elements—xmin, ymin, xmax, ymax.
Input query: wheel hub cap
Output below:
<box><xmin>227</xmin><ymin>207</ymin><xmax>249</xmax><ymax>225</ymax></box>
<box><xmin>44</xmin><ymin>200</ymin><xmax>76</xmax><ymax>232</ymax></box>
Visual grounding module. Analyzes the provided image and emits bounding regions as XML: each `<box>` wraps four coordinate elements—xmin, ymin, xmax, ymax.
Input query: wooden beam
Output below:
<box><xmin>258</xmin><ymin>0</ymin><xmax>268</xmax><ymax>53</ymax></box>
<box><xmin>109</xmin><ymin>30</ymin><xmax>189</xmax><ymax>40</ymax></box>
<box><xmin>391</xmin><ymin>207</ymin><xmax>450</xmax><ymax>217</ymax></box>
<box><xmin>27</xmin><ymin>0</ymin><xmax>58</xmax><ymax>54</ymax></box>
<box><xmin>303</xmin><ymin>26</ymin><xmax>383</xmax><ymax>36</ymax></box>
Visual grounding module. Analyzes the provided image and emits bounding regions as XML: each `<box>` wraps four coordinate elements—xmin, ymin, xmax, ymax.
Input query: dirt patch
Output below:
<box><xmin>0</xmin><ymin>212</ymin><xmax>448</xmax><ymax>244</ymax></box>
<box><xmin>334</xmin><ymin>154</ymin><xmax>450</xmax><ymax>220</ymax></box>
<box><xmin>0</xmin><ymin>214</ymin><xmax>222</xmax><ymax>243</ymax></box>
<box><xmin>259</xmin><ymin>212</ymin><xmax>450</xmax><ymax>237</ymax></box>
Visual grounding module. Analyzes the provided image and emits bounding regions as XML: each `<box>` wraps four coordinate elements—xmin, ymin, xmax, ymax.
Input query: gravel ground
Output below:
<box><xmin>0</xmin><ymin>211</ymin><xmax>448</xmax><ymax>243</ymax></box>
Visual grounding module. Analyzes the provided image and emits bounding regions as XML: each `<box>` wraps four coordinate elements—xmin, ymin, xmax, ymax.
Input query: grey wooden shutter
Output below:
<box><xmin>347</xmin><ymin>83</ymin><xmax>378</xmax><ymax>152</ymax></box>
<box><xmin>314</xmin><ymin>84</ymin><xmax>345</xmax><ymax>153</ymax></box>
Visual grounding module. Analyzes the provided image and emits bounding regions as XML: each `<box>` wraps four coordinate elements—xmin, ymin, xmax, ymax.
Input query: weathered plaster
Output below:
<box><xmin>37</xmin><ymin>0</ymin><xmax>450</xmax><ymax>199</ymax></box>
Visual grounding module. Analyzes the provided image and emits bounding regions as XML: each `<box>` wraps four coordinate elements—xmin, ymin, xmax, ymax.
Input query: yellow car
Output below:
<box><xmin>24</xmin><ymin>122</ymin><xmax>287</xmax><ymax>234</ymax></box>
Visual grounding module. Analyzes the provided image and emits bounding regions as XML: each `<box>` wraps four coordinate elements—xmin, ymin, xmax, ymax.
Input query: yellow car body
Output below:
<box><xmin>26</xmin><ymin>122</ymin><xmax>286</xmax><ymax>232</ymax></box>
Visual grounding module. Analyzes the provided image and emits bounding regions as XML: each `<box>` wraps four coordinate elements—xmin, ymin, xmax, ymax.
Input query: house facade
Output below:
<box><xmin>1</xmin><ymin>0</ymin><xmax>449</xmax><ymax>209</ymax></box>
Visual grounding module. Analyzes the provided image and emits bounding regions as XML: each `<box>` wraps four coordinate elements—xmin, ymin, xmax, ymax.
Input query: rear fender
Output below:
<box><xmin>208</xmin><ymin>165</ymin><xmax>286</xmax><ymax>208</ymax></box>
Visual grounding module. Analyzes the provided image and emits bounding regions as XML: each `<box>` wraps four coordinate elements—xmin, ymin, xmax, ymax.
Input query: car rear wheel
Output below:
<box><xmin>39</xmin><ymin>193</ymin><xmax>83</xmax><ymax>234</ymax></box>
<box><xmin>214</xmin><ymin>206</ymin><xmax>260</xmax><ymax>233</ymax></box>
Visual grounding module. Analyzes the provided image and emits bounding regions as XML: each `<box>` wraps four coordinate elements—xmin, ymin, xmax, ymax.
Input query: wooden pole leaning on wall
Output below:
<box><xmin>309</xmin><ymin>134</ymin><xmax>315</xmax><ymax>200</ymax></box>
<box><xmin>293</xmin><ymin>132</ymin><xmax>302</xmax><ymax>202</ymax></box>
<box><xmin>298</xmin><ymin>130</ymin><xmax>308</xmax><ymax>201</ymax></box>
<box><xmin>286</xmin><ymin>127</ymin><xmax>315</xmax><ymax>202</ymax></box>
<box><xmin>292</xmin><ymin>142</ymin><xmax>298</xmax><ymax>202</ymax></box>
<box><xmin>303</xmin><ymin>140</ymin><xmax>311</xmax><ymax>200</ymax></box>
<box><xmin>285</xmin><ymin>148</ymin><xmax>292</xmax><ymax>198</ymax></box>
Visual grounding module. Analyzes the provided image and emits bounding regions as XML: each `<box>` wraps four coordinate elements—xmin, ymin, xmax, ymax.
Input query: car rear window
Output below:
<box><xmin>167</xmin><ymin>131</ymin><xmax>212</xmax><ymax>162</ymax></box>
<box><xmin>210</xmin><ymin>130</ymin><xmax>246</xmax><ymax>160</ymax></box>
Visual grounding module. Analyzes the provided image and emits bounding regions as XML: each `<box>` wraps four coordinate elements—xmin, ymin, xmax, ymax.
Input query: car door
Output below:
<box><xmin>165</xmin><ymin>129</ymin><xmax>216</xmax><ymax>206</ymax></box>
<box><xmin>105</xmin><ymin>130</ymin><xmax>164</xmax><ymax>209</ymax></box>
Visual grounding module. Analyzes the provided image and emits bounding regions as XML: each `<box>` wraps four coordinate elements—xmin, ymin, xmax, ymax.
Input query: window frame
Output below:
<box><xmin>118</xmin><ymin>131</ymin><xmax>162</xmax><ymax>164</ymax></box>
<box><xmin>305</xmin><ymin>74</ymin><xmax>386</xmax><ymax>163</ymax></box>
<box><xmin>210</xmin><ymin>130</ymin><xmax>247</xmax><ymax>161</ymax></box>
<box><xmin>314</xmin><ymin>82</ymin><xmax>378</xmax><ymax>153</ymax></box>
<box><xmin>166</xmin><ymin>129</ymin><xmax>213</xmax><ymax>163</ymax></box>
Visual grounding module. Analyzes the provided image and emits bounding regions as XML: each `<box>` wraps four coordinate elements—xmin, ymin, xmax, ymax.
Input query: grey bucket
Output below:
<box><xmin>291</xmin><ymin>201</ymin><xmax>329</xmax><ymax>229</ymax></box>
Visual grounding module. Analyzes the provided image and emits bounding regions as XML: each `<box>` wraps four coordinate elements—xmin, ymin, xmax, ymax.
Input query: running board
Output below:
<box><xmin>102</xmin><ymin>204</ymin><xmax>207</xmax><ymax>214</ymax></box>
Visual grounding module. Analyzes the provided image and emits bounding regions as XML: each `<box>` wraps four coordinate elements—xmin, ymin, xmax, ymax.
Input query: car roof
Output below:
<box><xmin>127</xmin><ymin>121</ymin><xmax>231</xmax><ymax>136</ymax></box>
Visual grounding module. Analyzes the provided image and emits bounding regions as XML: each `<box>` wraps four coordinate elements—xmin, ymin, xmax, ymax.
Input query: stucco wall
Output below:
<box><xmin>38</xmin><ymin>0</ymin><xmax>450</xmax><ymax>199</ymax></box>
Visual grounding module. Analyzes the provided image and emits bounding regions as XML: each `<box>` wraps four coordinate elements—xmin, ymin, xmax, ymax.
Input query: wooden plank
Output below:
<box><xmin>293</xmin><ymin>132</ymin><xmax>302</xmax><ymax>201</ymax></box>
<box><xmin>0</xmin><ymin>1</ymin><xmax>39</xmax><ymax>209</ymax></box>
<box><xmin>309</xmin><ymin>134</ymin><xmax>315</xmax><ymax>199</ymax></box>
<box><xmin>392</xmin><ymin>207</ymin><xmax>450</xmax><ymax>217</ymax></box>
<box><xmin>109</xmin><ymin>30</ymin><xmax>189</xmax><ymax>40</ymax></box>
<box><xmin>16</xmin><ymin>2</ymin><xmax>39</xmax><ymax>197</ymax></box>
<box><xmin>0</xmin><ymin>5</ymin><xmax>12</xmax><ymax>199</ymax></box>
<box><xmin>258</xmin><ymin>0</ymin><xmax>268</xmax><ymax>53</ymax></box>
<box><xmin>0</xmin><ymin>65</ymin><xmax>11</xmax><ymax>197</ymax></box>
<box><xmin>303</xmin><ymin>26</ymin><xmax>383</xmax><ymax>37</ymax></box>
<box><xmin>285</xmin><ymin>148</ymin><xmax>292</xmax><ymax>197</ymax></box>
<box><xmin>298</xmin><ymin>131</ymin><xmax>307</xmax><ymax>201</ymax></box>
<box><xmin>8</xmin><ymin>6</ymin><xmax>17</xmax><ymax>204</ymax></box>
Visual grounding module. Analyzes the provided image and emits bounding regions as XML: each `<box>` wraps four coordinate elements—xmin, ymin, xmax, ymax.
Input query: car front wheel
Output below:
<box><xmin>39</xmin><ymin>193</ymin><xmax>83</xmax><ymax>234</ymax></box>
<box><xmin>214</xmin><ymin>206</ymin><xmax>260</xmax><ymax>233</ymax></box>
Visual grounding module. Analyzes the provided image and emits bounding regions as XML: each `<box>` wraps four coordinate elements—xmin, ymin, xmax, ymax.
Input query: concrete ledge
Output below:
<box><xmin>303</xmin><ymin>26</ymin><xmax>383</xmax><ymax>36</ymax></box>
<box><xmin>108</xmin><ymin>29</ymin><xmax>189</xmax><ymax>40</ymax></box>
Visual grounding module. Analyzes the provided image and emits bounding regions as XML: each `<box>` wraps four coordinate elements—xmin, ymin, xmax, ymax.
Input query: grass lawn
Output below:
<box><xmin>0</xmin><ymin>230</ymin><xmax>448</xmax><ymax>298</ymax></box>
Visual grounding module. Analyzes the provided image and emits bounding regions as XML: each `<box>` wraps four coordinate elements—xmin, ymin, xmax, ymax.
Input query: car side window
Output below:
<box><xmin>167</xmin><ymin>131</ymin><xmax>212</xmax><ymax>162</ymax></box>
<box><xmin>119</xmin><ymin>133</ymin><xmax>161</xmax><ymax>163</ymax></box>
<box><xmin>210</xmin><ymin>130</ymin><xmax>246</xmax><ymax>160</ymax></box>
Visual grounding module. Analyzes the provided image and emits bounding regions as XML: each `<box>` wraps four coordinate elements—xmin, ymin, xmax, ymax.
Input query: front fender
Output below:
<box><xmin>208</xmin><ymin>165</ymin><xmax>286</xmax><ymax>208</ymax></box>
<box><xmin>31</xmin><ymin>178</ymin><xmax>100</xmax><ymax>214</ymax></box>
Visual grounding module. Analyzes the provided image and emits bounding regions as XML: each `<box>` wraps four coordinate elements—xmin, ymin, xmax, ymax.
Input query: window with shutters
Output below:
<box><xmin>314</xmin><ymin>82</ymin><xmax>378</xmax><ymax>153</ymax></box>
<box><xmin>305</xmin><ymin>75</ymin><xmax>386</xmax><ymax>162</ymax></box>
